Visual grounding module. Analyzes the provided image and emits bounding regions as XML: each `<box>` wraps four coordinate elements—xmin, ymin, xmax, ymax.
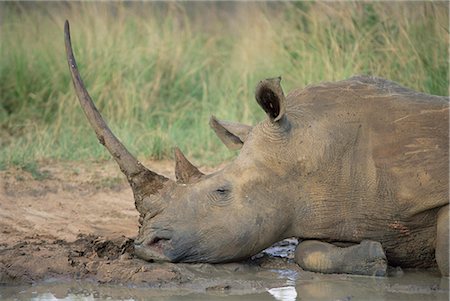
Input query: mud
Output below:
<box><xmin>0</xmin><ymin>160</ymin><xmax>448</xmax><ymax>300</ymax></box>
<box><xmin>0</xmin><ymin>232</ymin><xmax>297</xmax><ymax>289</ymax></box>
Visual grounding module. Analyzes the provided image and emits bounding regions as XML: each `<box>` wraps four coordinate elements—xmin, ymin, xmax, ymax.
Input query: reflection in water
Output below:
<box><xmin>1</xmin><ymin>271</ymin><xmax>448</xmax><ymax>301</ymax></box>
<box><xmin>30</xmin><ymin>292</ymin><xmax>104</xmax><ymax>301</ymax></box>
<box><xmin>267</xmin><ymin>286</ymin><xmax>297</xmax><ymax>301</ymax></box>
<box><xmin>294</xmin><ymin>271</ymin><xmax>448</xmax><ymax>301</ymax></box>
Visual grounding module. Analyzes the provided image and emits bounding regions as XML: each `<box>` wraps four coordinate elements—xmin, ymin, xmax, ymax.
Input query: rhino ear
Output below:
<box><xmin>255</xmin><ymin>77</ymin><xmax>286</xmax><ymax>122</ymax></box>
<box><xmin>174</xmin><ymin>147</ymin><xmax>204</xmax><ymax>184</ymax></box>
<box><xmin>209</xmin><ymin>115</ymin><xmax>252</xmax><ymax>150</ymax></box>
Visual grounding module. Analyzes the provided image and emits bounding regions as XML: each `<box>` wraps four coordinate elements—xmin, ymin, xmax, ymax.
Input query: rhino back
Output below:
<box><xmin>285</xmin><ymin>76</ymin><xmax>448</xmax><ymax>267</ymax></box>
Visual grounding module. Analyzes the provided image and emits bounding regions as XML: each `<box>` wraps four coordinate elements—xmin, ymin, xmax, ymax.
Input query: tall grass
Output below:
<box><xmin>0</xmin><ymin>2</ymin><xmax>448</xmax><ymax>168</ymax></box>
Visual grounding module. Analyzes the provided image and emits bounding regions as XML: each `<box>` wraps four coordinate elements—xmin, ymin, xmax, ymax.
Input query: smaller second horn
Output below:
<box><xmin>174</xmin><ymin>147</ymin><xmax>204</xmax><ymax>184</ymax></box>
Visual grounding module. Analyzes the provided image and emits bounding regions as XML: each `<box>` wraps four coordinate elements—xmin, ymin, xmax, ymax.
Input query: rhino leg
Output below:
<box><xmin>295</xmin><ymin>240</ymin><xmax>387</xmax><ymax>276</ymax></box>
<box><xmin>436</xmin><ymin>205</ymin><xmax>449</xmax><ymax>276</ymax></box>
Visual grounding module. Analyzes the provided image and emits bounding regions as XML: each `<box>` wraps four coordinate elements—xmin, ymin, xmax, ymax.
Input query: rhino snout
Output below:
<box><xmin>134</xmin><ymin>230</ymin><xmax>173</xmax><ymax>262</ymax></box>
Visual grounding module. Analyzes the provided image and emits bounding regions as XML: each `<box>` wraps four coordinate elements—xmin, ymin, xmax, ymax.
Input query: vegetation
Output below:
<box><xmin>1</xmin><ymin>2</ymin><xmax>448</xmax><ymax>168</ymax></box>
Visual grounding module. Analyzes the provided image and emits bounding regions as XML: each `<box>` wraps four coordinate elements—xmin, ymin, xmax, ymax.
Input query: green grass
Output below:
<box><xmin>0</xmin><ymin>2</ymin><xmax>448</xmax><ymax>168</ymax></box>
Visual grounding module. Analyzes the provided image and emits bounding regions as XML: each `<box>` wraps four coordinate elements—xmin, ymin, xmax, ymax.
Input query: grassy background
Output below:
<box><xmin>0</xmin><ymin>1</ymin><xmax>448</xmax><ymax>169</ymax></box>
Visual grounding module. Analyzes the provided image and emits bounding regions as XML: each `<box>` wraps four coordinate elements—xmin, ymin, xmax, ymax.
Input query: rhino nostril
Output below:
<box><xmin>147</xmin><ymin>236</ymin><xmax>169</xmax><ymax>247</ymax></box>
<box><xmin>146</xmin><ymin>238</ymin><xmax>156</xmax><ymax>247</ymax></box>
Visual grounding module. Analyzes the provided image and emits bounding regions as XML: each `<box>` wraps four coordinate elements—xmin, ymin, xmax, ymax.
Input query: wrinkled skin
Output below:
<box><xmin>135</xmin><ymin>148</ymin><xmax>296</xmax><ymax>263</ymax></box>
<box><xmin>64</xmin><ymin>21</ymin><xmax>449</xmax><ymax>275</ymax></box>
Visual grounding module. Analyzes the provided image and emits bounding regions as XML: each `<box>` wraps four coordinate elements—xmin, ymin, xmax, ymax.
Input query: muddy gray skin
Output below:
<box><xmin>64</xmin><ymin>21</ymin><xmax>449</xmax><ymax>276</ymax></box>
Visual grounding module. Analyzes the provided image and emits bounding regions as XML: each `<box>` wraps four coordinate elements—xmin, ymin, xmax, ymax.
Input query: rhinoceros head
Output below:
<box><xmin>64</xmin><ymin>21</ymin><xmax>294</xmax><ymax>263</ymax></box>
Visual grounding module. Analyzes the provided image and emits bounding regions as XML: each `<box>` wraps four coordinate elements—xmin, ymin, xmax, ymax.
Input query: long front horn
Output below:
<box><xmin>64</xmin><ymin>20</ymin><xmax>168</xmax><ymax>212</ymax></box>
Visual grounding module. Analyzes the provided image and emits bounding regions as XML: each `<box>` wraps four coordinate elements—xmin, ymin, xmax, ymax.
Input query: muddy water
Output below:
<box><xmin>1</xmin><ymin>270</ymin><xmax>448</xmax><ymax>301</ymax></box>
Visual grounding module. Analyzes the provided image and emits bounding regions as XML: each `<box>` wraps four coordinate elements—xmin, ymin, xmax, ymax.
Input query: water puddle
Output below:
<box><xmin>1</xmin><ymin>270</ymin><xmax>448</xmax><ymax>301</ymax></box>
<box><xmin>268</xmin><ymin>286</ymin><xmax>297</xmax><ymax>301</ymax></box>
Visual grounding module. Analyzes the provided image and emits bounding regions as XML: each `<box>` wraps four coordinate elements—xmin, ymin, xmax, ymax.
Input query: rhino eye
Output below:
<box><xmin>208</xmin><ymin>186</ymin><xmax>232</xmax><ymax>206</ymax></box>
<box><xmin>216</xmin><ymin>187</ymin><xmax>229</xmax><ymax>195</ymax></box>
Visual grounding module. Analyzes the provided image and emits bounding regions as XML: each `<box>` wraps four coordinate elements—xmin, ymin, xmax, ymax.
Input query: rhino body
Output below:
<box><xmin>64</xmin><ymin>21</ymin><xmax>449</xmax><ymax>276</ymax></box>
<box><xmin>267</xmin><ymin>76</ymin><xmax>448</xmax><ymax>268</ymax></box>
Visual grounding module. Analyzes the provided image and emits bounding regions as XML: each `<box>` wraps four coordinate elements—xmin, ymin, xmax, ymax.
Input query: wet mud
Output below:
<box><xmin>0</xmin><ymin>232</ymin><xmax>298</xmax><ymax>289</ymax></box>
